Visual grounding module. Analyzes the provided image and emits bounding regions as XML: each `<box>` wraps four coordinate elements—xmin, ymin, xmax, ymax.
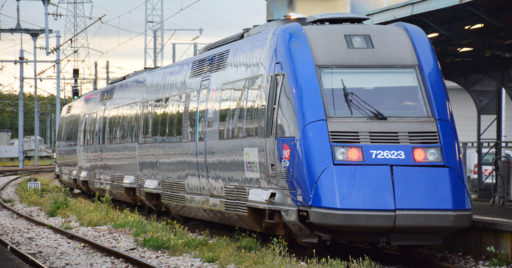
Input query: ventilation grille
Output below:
<box><xmin>225</xmin><ymin>186</ymin><xmax>247</xmax><ymax>201</ymax></box>
<box><xmin>161</xmin><ymin>193</ymin><xmax>186</xmax><ymax>205</ymax></box>
<box><xmin>110</xmin><ymin>174</ymin><xmax>124</xmax><ymax>192</ymax></box>
<box><xmin>161</xmin><ymin>181</ymin><xmax>186</xmax><ymax>194</ymax></box>
<box><xmin>329</xmin><ymin>131</ymin><xmax>439</xmax><ymax>144</ymax></box>
<box><xmin>225</xmin><ymin>200</ymin><xmax>247</xmax><ymax>214</ymax></box>
<box><xmin>190</xmin><ymin>50</ymin><xmax>229</xmax><ymax>78</ymax></box>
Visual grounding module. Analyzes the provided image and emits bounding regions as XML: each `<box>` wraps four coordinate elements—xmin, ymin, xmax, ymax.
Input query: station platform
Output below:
<box><xmin>472</xmin><ymin>200</ymin><xmax>512</xmax><ymax>231</ymax></box>
<box><xmin>0</xmin><ymin>244</ymin><xmax>30</xmax><ymax>268</ymax></box>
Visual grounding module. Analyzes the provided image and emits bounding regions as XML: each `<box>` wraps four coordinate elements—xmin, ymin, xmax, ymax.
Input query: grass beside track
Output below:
<box><xmin>0</xmin><ymin>158</ymin><xmax>54</xmax><ymax>167</ymax></box>
<box><xmin>15</xmin><ymin>177</ymin><xmax>376</xmax><ymax>268</ymax></box>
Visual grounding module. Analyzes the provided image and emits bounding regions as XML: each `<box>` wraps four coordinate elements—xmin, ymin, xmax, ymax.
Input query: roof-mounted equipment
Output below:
<box><xmin>306</xmin><ymin>13</ymin><xmax>369</xmax><ymax>24</ymax></box>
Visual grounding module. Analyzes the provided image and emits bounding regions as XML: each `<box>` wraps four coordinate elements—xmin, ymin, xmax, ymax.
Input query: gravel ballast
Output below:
<box><xmin>0</xmin><ymin>175</ymin><xmax>216</xmax><ymax>268</ymax></box>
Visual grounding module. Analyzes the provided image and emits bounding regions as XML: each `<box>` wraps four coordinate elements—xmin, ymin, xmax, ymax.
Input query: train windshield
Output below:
<box><xmin>319</xmin><ymin>68</ymin><xmax>429</xmax><ymax>118</ymax></box>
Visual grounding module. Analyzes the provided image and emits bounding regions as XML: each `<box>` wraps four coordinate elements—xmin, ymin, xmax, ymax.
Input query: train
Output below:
<box><xmin>55</xmin><ymin>13</ymin><xmax>472</xmax><ymax>246</ymax></box>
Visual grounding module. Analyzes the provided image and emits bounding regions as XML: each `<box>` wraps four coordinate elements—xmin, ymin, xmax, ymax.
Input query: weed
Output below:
<box><xmin>1</xmin><ymin>198</ymin><xmax>13</xmax><ymax>204</ymax></box>
<box><xmin>47</xmin><ymin>196</ymin><xmax>70</xmax><ymax>217</ymax></box>
<box><xmin>486</xmin><ymin>246</ymin><xmax>510</xmax><ymax>266</ymax></box>
<box><xmin>101</xmin><ymin>192</ymin><xmax>112</xmax><ymax>206</ymax></box>
<box><xmin>16</xmin><ymin>177</ymin><xmax>379</xmax><ymax>267</ymax></box>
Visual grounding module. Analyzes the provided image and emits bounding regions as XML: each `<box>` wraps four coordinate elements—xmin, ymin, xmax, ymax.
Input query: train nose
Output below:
<box><xmin>308</xmin><ymin>165</ymin><xmax>396</xmax><ymax>231</ymax></box>
<box><xmin>307</xmin><ymin>165</ymin><xmax>472</xmax><ymax>232</ymax></box>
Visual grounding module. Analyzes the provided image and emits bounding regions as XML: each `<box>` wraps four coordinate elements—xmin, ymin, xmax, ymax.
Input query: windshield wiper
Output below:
<box><xmin>341</xmin><ymin>79</ymin><xmax>354</xmax><ymax>115</ymax></box>
<box><xmin>341</xmin><ymin>79</ymin><xmax>387</xmax><ymax>120</ymax></box>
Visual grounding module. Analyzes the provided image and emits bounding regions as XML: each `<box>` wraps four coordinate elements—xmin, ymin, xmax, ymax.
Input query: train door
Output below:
<box><xmin>266</xmin><ymin>74</ymin><xmax>284</xmax><ymax>178</ymax></box>
<box><xmin>197</xmin><ymin>79</ymin><xmax>210</xmax><ymax>195</ymax></box>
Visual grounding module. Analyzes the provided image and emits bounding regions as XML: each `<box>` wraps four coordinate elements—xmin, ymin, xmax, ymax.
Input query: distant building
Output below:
<box><xmin>0</xmin><ymin>130</ymin><xmax>12</xmax><ymax>146</ymax></box>
<box><xmin>0</xmin><ymin>136</ymin><xmax>51</xmax><ymax>159</ymax></box>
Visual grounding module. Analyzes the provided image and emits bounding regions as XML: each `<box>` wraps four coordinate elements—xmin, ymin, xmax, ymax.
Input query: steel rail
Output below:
<box><xmin>0</xmin><ymin>174</ymin><xmax>158</xmax><ymax>268</ymax></box>
<box><xmin>0</xmin><ymin>235</ymin><xmax>47</xmax><ymax>268</ymax></box>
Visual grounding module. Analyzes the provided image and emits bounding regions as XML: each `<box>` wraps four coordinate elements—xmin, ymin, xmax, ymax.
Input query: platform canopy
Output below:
<box><xmin>366</xmin><ymin>0</ymin><xmax>512</xmax><ymax>189</ymax></box>
<box><xmin>365</xmin><ymin>0</ymin><xmax>512</xmax><ymax>97</ymax></box>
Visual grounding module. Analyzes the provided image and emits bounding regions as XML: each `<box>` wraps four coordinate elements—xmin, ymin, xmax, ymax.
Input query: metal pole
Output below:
<box><xmin>477</xmin><ymin>110</ymin><xmax>482</xmax><ymax>195</ymax></box>
<box><xmin>43</xmin><ymin>0</ymin><xmax>50</xmax><ymax>55</ymax></box>
<box><xmin>93</xmin><ymin>61</ymin><xmax>98</xmax><ymax>90</ymax></box>
<box><xmin>153</xmin><ymin>29</ymin><xmax>157</xmax><ymax>68</ymax></box>
<box><xmin>144</xmin><ymin>0</ymin><xmax>147</xmax><ymax>68</ymax></box>
<box><xmin>18</xmin><ymin>38</ymin><xmax>24</xmax><ymax>169</ymax></box>
<box><xmin>106</xmin><ymin>60</ymin><xmax>110</xmax><ymax>85</ymax></box>
<box><xmin>172</xmin><ymin>43</ymin><xmax>176</xmax><ymax>63</ymax></box>
<box><xmin>51</xmin><ymin>114</ymin><xmax>55</xmax><ymax>149</ymax></box>
<box><xmin>160</xmin><ymin>0</ymin><xmax>164</xmax><ymax>65</ymax></box>
<box><xmin>56</xmin><ymin>31</ymin><xmax>61</xmax><ymax>128</ymax></box>
<box><xmin>46</xmin><ymin>103</ymin><xmax>50</xmax><ymax>146</ymax></box>
<box><xmin>15</xmin><ymin>0</ymin><xmax>21</xmax><ymax>29</ymax></box>
<box><xmin>31</xmin><ymin>33</ymin><xmax>39</xmax><ymax>166</ymax></box>
<box><xmin>193</xmin><ymin>42</ymin><xmax>198</xmax><ymax>56</ymax></box>
<box><xmin>503</xmin><ymin>87</ymin><xmax>507</xmax><ymax>142</ymax></box>
<box><xmin>496</xmin><ymin>84</ymin><xmax>503</xmax><ymax>158</ymax></box>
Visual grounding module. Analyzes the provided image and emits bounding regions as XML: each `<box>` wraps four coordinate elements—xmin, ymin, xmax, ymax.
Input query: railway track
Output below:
<box><xmin>91</xmin><ymin>191</ymin><xmax>460</xmax><ymax>268</ymax></box>
<box><xmin>3</xmin><ymin>171</ymin><xmax>464</xmax><ymax>267</ymax></box>
<box><xmin>0</xmin><ymin>234</ymin><xmax>46</xmax><ymax>268</ymax></box>
<box><xmin>0</xmin><ymin>172</ymin><xmax>158</xmax><ymax>268</ymax></box>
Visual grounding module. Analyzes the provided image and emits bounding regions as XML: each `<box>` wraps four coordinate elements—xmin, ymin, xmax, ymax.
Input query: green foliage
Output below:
<box><xmin>47</xmin><ymin>196</ymin><xmax>70</xmax><ymax>217</ymax></box>
<box><xmin>486</xmin><ymin>246</ymin><xmax>510</xmax><ymax>266</ymax></box>
<box><xmin>0</xmin><ymin>93</ymin><xmax>68</xmax><ymax>139</ymax></box>
<box><xmin>0</xmin><ymin>158</ymin><xmax>54</xmax><ymax>167</ymax></box>
<box><xmin>17</xmin><ymin>177</ymin><xmax>378</xmax><ymax>267</ymax></box>
<box><xmin>1</xmin><ymin>198</ymin><xmax>14</xmax><ymax>204</ymax></box>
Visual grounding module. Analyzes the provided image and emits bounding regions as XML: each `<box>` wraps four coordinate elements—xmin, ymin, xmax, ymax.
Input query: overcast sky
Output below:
<box><xmin>0</xmin><ymin>0</ymin><xmax>267</xmax><ymax>97</ymax></box>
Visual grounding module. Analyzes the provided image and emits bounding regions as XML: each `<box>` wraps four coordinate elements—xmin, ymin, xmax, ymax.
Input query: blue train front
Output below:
<box><xmin>272</xmin><ymin>14</ymin><xmax>472</xmax><ymax>244</ymax></box>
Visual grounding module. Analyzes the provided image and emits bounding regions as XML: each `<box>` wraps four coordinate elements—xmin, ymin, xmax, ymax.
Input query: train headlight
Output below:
<box><xmin>334</xmin><ymin>146</ymin><xmax>363</xmax><ymax>162</ymax></box>
<box><xmin>413</xmin><ymin>147</ymin><xmax>443</xmax><ymax>162</ymax></box>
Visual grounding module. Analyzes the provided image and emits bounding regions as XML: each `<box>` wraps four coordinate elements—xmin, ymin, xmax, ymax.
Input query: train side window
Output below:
<box><xmin>151</xmin><ymin>99</ymin><xmax>167</xmax><ymax>142</ymax></box>
<box><xmin>218</xmin><ymin>84</ymin><xmax>233</xmax><ymax>140</ymax></box>
<box><xmin>113</xmin><ymin>112</ymin><xmax>120</xmax><ymax>144</ymax></box>
<box><xmin>162</xmin><ymin>97</ymin><xmax>171</xmax><ymax>141</ymax></box>
<box><xmin>101</xmin><ymin>113</ymin><xmax>107</xmax><ymax>145</ymax></box>
<box><xmin>198</xmin><ymin>80</ymin><xmax>210</xmax><ymax>142</ymax></box>
<box><xmin>276</xmin><ymin>78</ymin><xmax>298</xmax><ymax>138</ymax></box>
<box><xmin>80</xmin><ymin>115</ymin><xmax>85</xmax><ymax>146</ymax></box>
<box><xmin>167</xmin><ymin>97</ymin><xmax>176</xmax><ymax>141</ymax></box>
<box><xmin>188</xmin><ymin>91</ymin><xmax>199</xmax><ymax>142</ymax></box>
<box><xmin>91</xmin><ymin>114</ymin><xmax>97</xmax><ymax>145</ymax></box>
<box><xmin>175</xmin><ymin>94</ymin><xmax>184</xmax><ymax>142</ymax></box>
<box><xmin>244</xmin><ymin>77</ymin><xmax>262</xmax><ymax>137</ymax></box>
<box><xmin>142</xmin><ymin>102</ymin><xmax>153</xmax><ymax>143</ymax></box>
<box><xmin>266</xmin><ymin>74</ymin><xmax>283</xmax><ymax>137</ymax></box>
<box><xmin>132</xmin><ymin>103</ymin><xmax>140</xmax><ymax>142</ymax></box>
<box><xmin>229</xmin><ymin>81</ymin><xmax>246</xmax><ymax>139</ymax></box>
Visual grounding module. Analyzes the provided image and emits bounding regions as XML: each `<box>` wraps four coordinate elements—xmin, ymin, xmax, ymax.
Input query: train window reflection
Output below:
<box><xmin>276</xmin><ymin>78</ymin><xmax>298</xmax><ymax>138</ymax></box>
<box><xmin>319</xmin><ymin>68</ymin><xmax>429</xmax><ymax>118</ymax></box>
<box><xmin>219</xmin><ymin>76</ymin><xmax>263</xmax><ymax>140</ymax></box>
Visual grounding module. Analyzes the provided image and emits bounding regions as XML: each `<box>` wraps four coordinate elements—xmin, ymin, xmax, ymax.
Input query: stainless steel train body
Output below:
<box><xmin>56</xmin><ymin>14</ymin><xmax>472</xmax><ymax>245</ymax></box>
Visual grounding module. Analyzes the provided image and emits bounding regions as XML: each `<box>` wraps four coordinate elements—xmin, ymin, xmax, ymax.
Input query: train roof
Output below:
<box><xmin>200</xmin><ymin>13</ymin><xmax>370</xmax><ymax>53</ymax></box>
<box><xmin>67</xmin><ymin>13</ymin><xmax>373</xmax><ymax>107</ymax></box>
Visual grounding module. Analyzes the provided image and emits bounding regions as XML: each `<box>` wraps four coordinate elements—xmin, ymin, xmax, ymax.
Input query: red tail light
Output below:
<box><xmin>347</xmin><ymin>147</ymin><xmax>363</xmax><ymax>161</ymax></box>
<box><xmin>413</xmin><ymin>148</ymin><xmax>427</xmax><ymax>162</ymax></box>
